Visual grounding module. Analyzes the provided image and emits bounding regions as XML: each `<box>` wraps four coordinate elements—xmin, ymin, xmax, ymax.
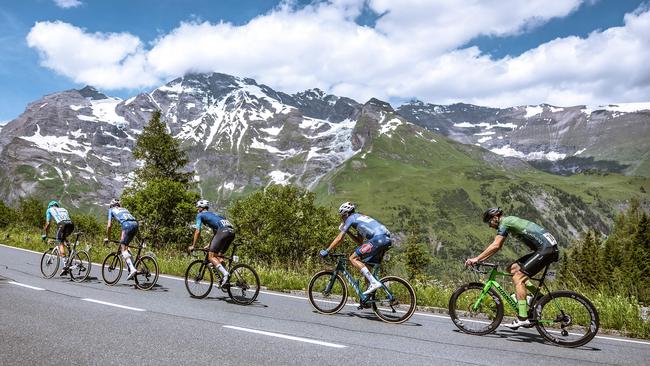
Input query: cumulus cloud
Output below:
<box><xmin>53</xmin><ymin>0</ymin><xmax>82</xmax><ymax>9</ymax></box>
<box><xmin>26</xmin><ymin>0</ymin><xmax>650</xmax><ymax>106</ymax></box>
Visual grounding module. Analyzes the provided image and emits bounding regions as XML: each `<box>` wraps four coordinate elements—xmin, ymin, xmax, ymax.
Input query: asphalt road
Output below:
<box><xmin>1</xmin><ymin>244</ymin><xmax>649</xmax><ymax>366</ymax></box>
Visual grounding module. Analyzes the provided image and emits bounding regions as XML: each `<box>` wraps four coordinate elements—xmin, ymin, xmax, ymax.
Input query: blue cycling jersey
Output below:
<box><xmin>195</xmin><ymin>211</ymin><xmax>233</xmax><ymax>232</ymax></box>
<box><xmin>341</xmin><ymin>213</ymin><xmax>389</xmax><ymax>239</ymax></box>
<box><xmin>46</xmin><ymin>207</ymin><xmax>71</xmax><ymax>224</ymax></box>
<box><xmin>108</xmin><ymin>207</ymin><xmax>136</xmax><ymax>226</ymax></box>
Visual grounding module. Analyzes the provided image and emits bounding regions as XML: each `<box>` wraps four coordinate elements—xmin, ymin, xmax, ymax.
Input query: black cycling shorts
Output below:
<box><xmin>56</xmin><ymin>221</ymin><xmax>75</xmax><ymax>243</ymax></box>
<box><xmin>209</xmin><ymin>227</ymin><xmax>235</xmax><ymax>254</ymax></box>
<box><xmin>516</xmin><ymin>246</ymin><xmax>559</xmax><ymax>277</ymax></box>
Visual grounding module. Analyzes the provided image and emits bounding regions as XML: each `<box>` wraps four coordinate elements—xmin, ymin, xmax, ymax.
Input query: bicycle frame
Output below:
<box><xmin>46</xmin><ymin>232</ymin><xmax>83</xmax><ymax>259</ymax></box>
<box><xmin>326</xmin><ymin>256</ymin><xmax>391</xmax><ymax>303</ymax></box>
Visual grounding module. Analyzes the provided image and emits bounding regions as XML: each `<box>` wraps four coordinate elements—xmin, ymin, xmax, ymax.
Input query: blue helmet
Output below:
<box><xmin>47</xmin><ymin>200</ymin><xmax>59</xmax><ymax>209</ymax></box>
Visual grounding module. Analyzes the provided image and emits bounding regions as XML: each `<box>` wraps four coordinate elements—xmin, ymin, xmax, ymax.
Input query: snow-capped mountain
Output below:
<box><xmin>397</xmin><ymin>101</ymin><xmax>650</xmax><ymax>176</ymax></box>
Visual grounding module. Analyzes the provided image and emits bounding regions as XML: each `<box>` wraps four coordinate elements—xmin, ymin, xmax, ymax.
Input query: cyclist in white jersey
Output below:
<box><xmin>42</xmin><ymin>200</ymin><xmax>75</xmax><ymax>275</ymax></box>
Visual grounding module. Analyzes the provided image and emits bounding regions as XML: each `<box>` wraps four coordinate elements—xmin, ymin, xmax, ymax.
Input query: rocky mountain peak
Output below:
<box><xmin>78</xmin><ymin>86</ymin><xmax>108</xmax><ymax>100</ymax></box>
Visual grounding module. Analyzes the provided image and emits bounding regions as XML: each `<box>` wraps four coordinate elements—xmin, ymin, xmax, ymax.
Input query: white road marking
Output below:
<box><xmin>8</xmin><ymin>281</ymin><xmax>45</xmax><ymax>291</ymax></box>
<box><xmin>223</xmin><ymin>325</ymin><xmax>346</xmax><ymax>348</ymax></box>
<box><xmin>2</xmin><ymin>244</ymin><xmax>650</xmax><ymax>346</ymax></box>
<box><xmin>82</xmin><ymin>298</ymin><xmax>146</xmax><ymax>312</ymax></box>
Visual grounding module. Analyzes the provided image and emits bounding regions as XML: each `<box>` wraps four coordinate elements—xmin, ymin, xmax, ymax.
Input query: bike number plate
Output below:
<box><xmin>546</xmin><ymin>270</ymin><xmax>556</xmax><ymax>281</ymax></box>
<box><xmin>233</xmin><ymin>255</ymin><xmax>239</xmax><ymax>263</ymax></box>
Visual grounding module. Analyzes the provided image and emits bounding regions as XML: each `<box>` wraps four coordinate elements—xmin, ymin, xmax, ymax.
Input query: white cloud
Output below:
<box><xmin>54</xmin><ymin>0</ymin><xmax>82</xmax><ymax>9</ymax></box>
<box><xmin>26</xmin><ymin>1</ymin><xmax>650</xmax><ymax>106</ymax></box>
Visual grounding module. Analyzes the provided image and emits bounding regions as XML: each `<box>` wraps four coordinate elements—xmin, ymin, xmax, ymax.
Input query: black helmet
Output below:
<box><xmin>482</xmin><ymin>207</ymin><xmax>503</xmax><ymax>223</ymax></box>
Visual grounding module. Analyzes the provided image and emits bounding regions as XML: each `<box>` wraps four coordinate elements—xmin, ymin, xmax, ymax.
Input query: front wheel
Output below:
<box><xmin>371</xmin><ymin>276</ymin><xmax>417</xmax><ymax>324</ymax></box>
<box><xmin>40</xmin><ymin>247</ymin><xmax>60</xmax><ymax>279</ymax></box>
<box><xmin>307</xmin><ymin>270</ymin><xmax>348</xmax><ymax>314</ymax></box>
<box><xmin>227</xmin><ymin>263</ymin><xmax>260</xmax><ymax>305</ymax></box>
<box><xmin>134</xmin><ymin>255</ymin><xmax>159</xmax><ymax>290</ymax></box>
<box><xmin>534</xmin><ymin>290</ymin><xmax>599</xmax><ymax>348</ymax></box>
<box><xmin>102</xmin><ymin>253</ymin><xmax>123</xmax><ymax>285</ymax></box>
<box><xmin>184</xmin><ymin>260</ymin><xmax>213</xmax><ymax>298</ymax></box>
<box><xmin>448</xmin><ymin>282</ymin><xmax>504</xmax><ymax>335</ymax></box>
<box><xmin>69</xmin><ymin>251</ymin><xmax>91</xmax><ymax>282</ymax></box>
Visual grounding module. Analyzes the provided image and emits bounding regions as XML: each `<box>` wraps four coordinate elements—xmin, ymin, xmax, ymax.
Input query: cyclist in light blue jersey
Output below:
<box><xmin>42</xmin><ymin>200</ymin><xmax>75</xmax><ymax>275</ymax></box>
<box><xmin>320</xmin><ymin>202</ymin><xmax>391</xmax><ymax>296</ymax></box>
<box><xmin>104</xmin><ymin>199</ymin><xmax>139</xmax><ymax>280</ymax></box>
<box><xmin>188</xmin><ymin>200</ymin><xmax>235</xmax><ymax>287</ymax></box>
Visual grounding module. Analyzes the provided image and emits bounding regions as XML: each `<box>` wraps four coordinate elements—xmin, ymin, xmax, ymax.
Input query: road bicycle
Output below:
<box><xmin>40</xmin><ymin>232</ymin><xmax>92</xmax><ymax>282</ymax></box>
<box><xmin>102</xmin><ymin>238</ymin><xmax>159</xmax><ymax>290</ymax></box>
<box><xmin>448</xmin><ymin>261</ymin><xmax>599</xmax><ymax>347</ymax></box>
<box><xmin>308</xmin><ymin>250</ymin><xmax>417</xmax><ymax>324</ymax></box>
<box><xmin>184</xmin><ymin>244</ymin><xmax>260</xmax><ymax>305</ymax></box>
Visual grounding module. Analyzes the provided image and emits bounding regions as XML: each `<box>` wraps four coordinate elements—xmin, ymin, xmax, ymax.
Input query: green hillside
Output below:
<box><xmin>314</xmin><ymin>124</ymin><xmax>650</xmax><ymax>270</ymax></box>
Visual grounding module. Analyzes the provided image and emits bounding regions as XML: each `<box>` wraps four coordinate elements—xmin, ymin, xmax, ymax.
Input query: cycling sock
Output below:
<box><xmin>360</xmin><ymin>267</ymin><xmax>378</xmax><ymax>284</ymax></box>
<box><xmin>216</xmin><ymin>264</ymin><xmax>229</xmax><ymax>276</ymax></box>
<box><xmin>518</xmin><ymin>299</ymin><xmax>528</xmax><ymax>318</ymax></box>
<box><xmin>122</xmin><ymin>251</ymin><xmax>135</xmax><ymax>272</ymax></box>
<box><xmin>62</xmin><ymin>257</ymin><xmax>67</xmax><ymax>267</ymax></box>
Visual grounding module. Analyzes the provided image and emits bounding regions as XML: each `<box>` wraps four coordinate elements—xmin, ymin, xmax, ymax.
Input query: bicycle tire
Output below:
<box><xmin>449</xmin><ymin>282</ymin><xmax>504</xmax><ymax>335</ymax></box>
<box><xmin>134</xmin><ymin>255</ymin><xmax>159</xmax><ymax>290</ymax></box>
<box><xmin>371</xmin><ymin>276</ymin><xmax>417</xmax><ymax>324</ymax></box>
<box><xmin>69</xmin><ymin>250</ymin><xmax>91</xmax><ymax>282</ymax></box>
<box><xmin>184</xmin><ymin>260</ymin><xmax>213</xmax><ymax>298</ymax></box>
<box><xmin>227</xmin><ymin>263</ymin><xmax>260</xmax><ymax>305</ymax></box>
<box><xmin>534</xmin><ymin>290</ymin><xmax>599</xmax><ymax>348</ymax></box>
<box><xmin>40</xmin><ymin>247</ymin><xmax>60</xmax><ymax>279</ymax></box>
<box><xmin>307</xmin><ymin>270</ymin><xmax>348</xmax><ymax>314</ymax></box>
<box><xmin>102</xmin><ymin>253</ymin><xmax>123</xmax><ymax>285</ymax></box>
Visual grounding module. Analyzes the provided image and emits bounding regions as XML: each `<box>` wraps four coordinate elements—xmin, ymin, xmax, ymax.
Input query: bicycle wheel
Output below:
<box><xmin>102</xmin><ymin>253</ymin><xmax>123</xmax><ymax>285</ymax></box>
<box><xmin>40</xmin><ymin>247</ymin><xmax>60</xmax><ymax>279</ymax></box>
<box><xmin>184</xmin><ymin>260</ymin><xmax>213</xmax><ymax>298</ymax></box>
<box><xmin>371</xmin><ymin>276</ymin><xmax>417</xmax><ymax>324</ymax></box>
<box><xmin>449</xmin><ymin>282</ymin><xmax>504</xmax><ymax>335</ymax></box>
<box><xmin>227</xmin><ymin>263</ymin><xmax>260</xmax><ymax>305</ymax></box>
<box><xmin>134</xmin><ymin>255</ymin><xmax>159</xmax><ymax>290</ymax></box>
<box><xmin>69</xmin><ymin>250</ymin><xmax>91</xmax><ymax>282</ymax></box>
<box><xmin>534</xmin><ymin>290</ymin><xmax>599</xmax><ymax>347</ymax></box>
<box><xmin>308</xmin><ymin>270</ymin><xmax>348</xmax><ymax>314</ymax></box>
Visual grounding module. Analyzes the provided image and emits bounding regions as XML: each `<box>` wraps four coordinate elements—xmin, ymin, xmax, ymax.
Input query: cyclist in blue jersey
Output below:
<box><xmin>104</xmin><ymin>199</ymin><xmax>139</xmax><ymax>280</ymax></box>
<box><xmin>187</xmin><ymin>200</ymin><xmax>235</xmax><ymax>287</ymax></box>
<box><xmin>466</xmin><ymin>207</ymin><xmax>560</xmax><ymax>329</ymax></box>
<box><xmin>42</xmin><ymin>200</ymin><xmax>75</xmax><ymax>275</ymax></box>
<box><xmin>320</xmin><ymin>202</ymin><xmax>391</xmax><ymax>296</ymax></box>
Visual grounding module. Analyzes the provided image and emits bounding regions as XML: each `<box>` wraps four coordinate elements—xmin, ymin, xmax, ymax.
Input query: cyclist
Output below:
<box><xmin>104</xmin><ymin>199</ymin><xmax>139</xmax><ymax>280</ymax></box>
<box><xmin>320</xmin><ymin>202</ymin><xmax>391</xmax><ymax>296</ymax></box>
<box><xmin>187</xmin><ymin>200</ymin><xmax>235</xmax><ymax>287</ymax></box>
<box><xmin>466</xmin><ymin>207</ymin><xmax>560</xmax><ymax>329</ymax></box>
<box><xmin>42</xmin><ymin>200</ymin><xmax>75</xmax><ymax>275</ymax></box>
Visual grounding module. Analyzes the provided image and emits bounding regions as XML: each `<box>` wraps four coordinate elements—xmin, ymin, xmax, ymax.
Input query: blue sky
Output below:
<box><xmin>1</xmin><ymin>0</ymin><xmax>649</xmax><ymax>122</ymax></box>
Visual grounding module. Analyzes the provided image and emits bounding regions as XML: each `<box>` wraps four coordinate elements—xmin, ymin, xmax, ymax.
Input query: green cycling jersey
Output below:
<box><xmin>497</xmin><ymin>216</ymin><xmax>558</xmax><ymax>252</ymax></box>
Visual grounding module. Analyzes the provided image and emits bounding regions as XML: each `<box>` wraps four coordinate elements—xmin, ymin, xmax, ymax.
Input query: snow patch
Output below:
<box><xmin>490</xmin><ymin>145</ymin><xmax>567</xmax><ymax>161</ymax></box>
<box><xmin>261</xmin><ymin>126</ymin><xmax>282</xmax><ymax>136</ymax></box>
<box><xmin>574</xmin><ymin>148</ymin><xmax>586</xmax><ymax>155</ymax></box>
<box><xmin>268</xmin><ymin>170</ymin><xmax>293</xmax><ymax>185</ymax></box>
<box><xmin>69</xmin><ymin>105</ymin><xmax>84</xmax><ymax>111</ymax></box>
<box><xmin>524</xmin><ymin>106</ymin><xmax>543</xmax><ymax>118</ymax></box>
<box><xmin>478</xmin><ymin>136</ymin><xmax>493</xmax><ymax>143</ymax></box>
<box><xmin>20</xmin><ymin>125</ymin><xmax>90</xmax><ymax>158</ymax></box>
<box><xmin>379</xmin><ymin>118</ymin><xmax>403</xmax><ymax>137</ymax></box>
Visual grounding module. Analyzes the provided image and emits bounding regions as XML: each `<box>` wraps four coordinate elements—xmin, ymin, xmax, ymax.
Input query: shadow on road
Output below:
<box><xmin>451</xmin><ymin>329</ymin><xmax>601</xmax><ymax>351</ymax></box>
<box><xmin>318</xmin><ymin>310</ymin><xmax>423</xmax><ymax>326</ymax></box>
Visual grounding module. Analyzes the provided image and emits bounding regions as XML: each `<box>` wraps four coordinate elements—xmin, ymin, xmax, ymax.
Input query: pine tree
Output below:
<box><xmin>403</xmin><ymin>222</ymin><xmax>432</xmax><ymax>281</ymax></box>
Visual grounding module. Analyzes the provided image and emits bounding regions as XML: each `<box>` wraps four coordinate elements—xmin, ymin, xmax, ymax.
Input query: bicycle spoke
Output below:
<box><xmin>449</xmin><ymin>283</ymin><xmax>503</xmax><ymax>335</ymax></box>
<box><xmin>372</xmin><ymin>276</ymin><xmax>416</xmax><ymax>324</ymax></box>
<box><xmin>308</xmin><ymin>270</ymin><xmax>347</xmax><ymax>314</ymax></box>
<box><xmin>535</xmin><ymin>291</ymin><xmax>599</xmax><ymax>347</ymax></box>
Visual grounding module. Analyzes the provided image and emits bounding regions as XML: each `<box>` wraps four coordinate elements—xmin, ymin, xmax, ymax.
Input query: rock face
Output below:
<box><xmin>1</xmin><ymin>71</ymin><xmax>648</xmax><ymax>213</ymax></box>
<box><xmin>397</xmin><ymin>101</ymin><xmax>650</xmax><ymax>176</ymax></box>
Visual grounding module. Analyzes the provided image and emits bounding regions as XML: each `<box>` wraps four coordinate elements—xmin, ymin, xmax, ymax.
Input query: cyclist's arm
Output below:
<box><xmin>105</xmin><ymin>218</ymin><xmax>112</xmax><ymax>241</ymax></box>
<box><xmin>326</xmin><ymin>231</ymin><xmax>346</xmax><ymax>252</ymax></box>
<box><xmin>191</xmin><ymin>228</ymin><xmax>201</xmax><ymax>249</ymax></box>
<box><xmin>472</xmin><ymin>235</ymin><xmax>505</xmax><ymax>262</ymax></box>
<box><xmin>43</xmin><ymin>210</ymin><xmax>51</xmax><ymax>235</ymax></box>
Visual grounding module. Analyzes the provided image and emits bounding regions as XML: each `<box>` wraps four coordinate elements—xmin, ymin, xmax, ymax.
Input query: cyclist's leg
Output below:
<box><xmin>120</xmin><ymin>222</ymin><xmax>138</xmax><ymax>275</ymax></box>
<box><xmin>350</xmin><ymin>241</ymin><xmax>382</xmax><ymax>291</ymax></box>
<box><xmin>208</xmin><ymin>228</ymin><xmax>235</xmax><ymax>282</ymax></box>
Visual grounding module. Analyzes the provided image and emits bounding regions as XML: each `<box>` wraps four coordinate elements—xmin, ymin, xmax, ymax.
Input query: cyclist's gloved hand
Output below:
<box><xmin>41</xmin><ymin>234</ymin><xmax>47</xmax><ymax>241</ymax></box>
<box><xmin>319</xmin><ymin>249</ymin><xmax>329</xmax><ymax>257</ymax></box>
<box><xmin>103</xmin><ymin>238</ymin><xmax>109</xmax><ymax>245</ymax></box>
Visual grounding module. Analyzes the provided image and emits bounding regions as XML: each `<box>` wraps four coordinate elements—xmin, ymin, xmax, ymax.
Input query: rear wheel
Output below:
<box><xmin>371</xmin><ymin>276</ymin><xmax>417</xmax><ymax>324</ymax></box>
<box><xmin>184</xmin><ymin>260</ymin><xmax>213</xmax><ymax>298</ymax></box>
<box><xmin>448</xmin><ymin>282</ymin><xmax>504</xmax><ymax>335</ymax></box>
<box><xmin>69</xmin><ymin>250</ymin><xmax>91</xmax><ymax>282</ymax></box>
<box><xmin>134</xmin><ymin>255</ymin><xmax>159</xmax><ymax>290</ymax></box>
<box><xmin>40</xmin><ymin>247</ymin><xmax>60</xmax><ymax>279</ymax></box>
<box><xmin>227</xmin><ymin>263</ymin><xmax>260</xmax><ymax>305</ymax></box>
<box><xmin>102</xmin><ymin>253</ymin><xmax>123</xmax><ymax>285</ymax></box>
<box><xmin>307</xmin><ymin>270</ymin><xmax>348</xmax><ymax>314</ymax></box>
<box><xmin>534</xmin><ymin>290</ymin><xmax>599</xmax><ymax>347</ymax></box>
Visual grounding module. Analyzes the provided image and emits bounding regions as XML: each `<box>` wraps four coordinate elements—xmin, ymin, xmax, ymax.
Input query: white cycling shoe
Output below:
<box><xmin>127</xmin><ymin>270</ymin><xmax>138</xmax><ymax>280</ymax></box>
<box><xmin>362</xmin><ymin>281</ymin><xmax>382</xmax><ymax>296</ymax></box>
<box><xmin>505</xmin><ymin>317</ymin><xmax>531</xmax><ymax>330</ymax></box>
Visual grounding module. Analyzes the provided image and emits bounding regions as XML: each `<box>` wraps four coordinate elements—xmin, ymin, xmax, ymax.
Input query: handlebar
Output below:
<box><xmin>466</xmin><ymin>261</ymin><xmax>498</xmax><ymax>274</ymax></box>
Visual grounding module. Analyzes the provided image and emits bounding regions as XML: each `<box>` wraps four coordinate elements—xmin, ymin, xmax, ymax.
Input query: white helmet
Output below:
<box><xmin>109</xmin><ymin>198</ymin><xmax>120</xmax><ymax>208</ymax></box>
<box><xmin>196</xmin><ymin>199</ymin><xmax>210</xmax><ymax>209</ymax></box>
<box><xmin>338</xmin><ymin>202</ymin><xmax>356</xmax><ymax>216</ymax></box>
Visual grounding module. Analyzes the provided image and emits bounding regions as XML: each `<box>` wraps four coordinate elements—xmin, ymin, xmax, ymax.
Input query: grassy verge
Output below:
<box><xmin>2</xmin><ymin>227</ymin><xmax>649</xmax><ymax>339</ymax></box>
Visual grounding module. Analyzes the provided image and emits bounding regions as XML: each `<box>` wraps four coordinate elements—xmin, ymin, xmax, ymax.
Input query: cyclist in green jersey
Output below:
<box><xmin>42</xmin><ymin>200</ymin><xmax>75</xmax><ymax>275</ymax></box>
<box><xmin>466</xmin><ymin>207</ymin><xmax>559</xmax><ymax>329</ymax></box>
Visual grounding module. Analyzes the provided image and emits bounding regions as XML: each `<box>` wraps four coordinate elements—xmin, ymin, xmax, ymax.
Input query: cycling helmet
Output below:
<box><xmin>482</xmin><ymin>207</ymin><xmax>503</xmax><ymax>223</ymax></box>
<box><xmin>338</xmin><ymin>202</ymin><xmax>356</xmax><ymax>216</ymax></box>
<box><xmin>109</xmin><ymin>198</ymin><xmax>121</xmax><ymax>208</ymax></box>
<box><xmin>196</xmin><ymin>199</ymin><xmax>210</xmax><ymax>209</ymax></box>
<box><xmin>47</xmin><ymin>200</ymin><xmax>59</xmax><ymax>208</ymax></box>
